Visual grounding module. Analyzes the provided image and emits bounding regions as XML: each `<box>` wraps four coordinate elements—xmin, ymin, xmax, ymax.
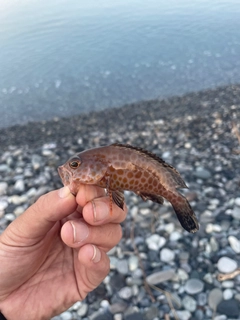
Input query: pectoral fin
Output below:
<box><xmin>112</xmin><ymin>190</ymin><xmax>125</xmax><ymax>210</ymax></box>
<box><xmin>138</xmin><ymin>192</ymin><xmax>164</xmax><ymax>205</ymax></box>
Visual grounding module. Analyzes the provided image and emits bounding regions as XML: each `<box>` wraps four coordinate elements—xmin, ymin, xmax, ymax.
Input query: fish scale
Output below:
<box><xmin>58</xmin><ymin>143</ymin><xmax>199</xmax><ymax>233</ymax></box>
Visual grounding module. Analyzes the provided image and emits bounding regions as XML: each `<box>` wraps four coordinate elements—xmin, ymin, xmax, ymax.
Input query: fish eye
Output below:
<box><xmin>69</xmin><ymin>157</ymin><xmax>81</xmax><ymax>169</ymax></box>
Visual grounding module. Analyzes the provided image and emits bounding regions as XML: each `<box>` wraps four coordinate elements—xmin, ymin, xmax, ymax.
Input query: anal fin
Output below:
<box><xmin>138</xmin><ymin>192</ymin><xmax>164</xmax><ymax>205</ymax></box>
<box><xmin>112</xmin><ymin>190</ymin><xmax>125</xmax><ymax>210</ymax></box>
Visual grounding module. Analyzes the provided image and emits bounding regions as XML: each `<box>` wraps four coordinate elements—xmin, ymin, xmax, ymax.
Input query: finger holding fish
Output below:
<box><xmin>82</xmin><ymin>196</ymin><xmax>128</xmax><ymax>225</ymax></box>
<box><xmin>61</xmin><ymin>218</ymin><xmax>122</xmax><ymax>250</ymax></box>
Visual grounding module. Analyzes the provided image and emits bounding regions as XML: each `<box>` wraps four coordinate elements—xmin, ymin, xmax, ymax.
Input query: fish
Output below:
<box><xmin>58</xmin><ymin>143</ymin><xmax>199</xmax><ymax>233</ymax></box>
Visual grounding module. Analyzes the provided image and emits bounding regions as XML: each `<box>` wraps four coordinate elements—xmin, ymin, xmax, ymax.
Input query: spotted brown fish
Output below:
<box><xmin>58</xmin><ymin>143</ymin><xmax>199</xmax><ymax>233</ymax></box>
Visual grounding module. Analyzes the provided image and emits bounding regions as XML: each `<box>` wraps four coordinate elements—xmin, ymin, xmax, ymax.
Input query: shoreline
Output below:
<box><xmin>1</xmin><ymin>83</ymin><xmax>240</xmax><ymax>150</ymax></box>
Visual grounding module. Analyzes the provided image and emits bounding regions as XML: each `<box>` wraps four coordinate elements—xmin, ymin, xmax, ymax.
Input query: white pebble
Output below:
<box><xmin>14</xmin><ymin>179</ymin><xmax>25</xmax><ymax>192</ymax></box>
<box><xmin>221</xmin><ymin>281</ymin><xmax>234</xmax><ymax>288</ymax></box>
<box><xmin>118</xmin><ymin>287</ymin><xmax>133</xmax><ymax>299</ymax></box>
<box><xmin>177</xmin><ymin>268</ymin><xmax>189</xmax><ymax>281</ymax></box>
<box><xmin>182</xmin><ymin>295</ymin><xmax>197</xmax><ymax>312</ymax></box>
<box><xmin>213</xmin><ymin>316</ymin><xmax>227</xmax><ymax>320</ymax></box>
<box><xmin>0</xmin><ymin>182</ymin><xmax>8</xmax><ymax>195</ymax></box>
<box><xmin>100</xmin><ymin>300</ymin><xmax>110</xmax><ymax>308</ymax></box>
<box><xmin>0</xmin><ymin>199</ymin><xmax>8</xmax><ymax>211</ymax></box>
<box><xmin>60</xmin><ymin>311</ymin><xmax>72</xmax><ymax>320</ymax></box>
<box><xmin>128</xmin><ymin>255</ymin><xmax>139</xmax><ymax>271</ymax></box>
<box><xmin>205</xmin><ymin>223</ymin><xmax>222</xmax><ymax>233</ymax></box>
<box><xmin>228</xmin><ymin>236</ymin><xmax>240</xmax><ymax>253</ymax></box>
<box><xmin>42</xmin><ymin>149</ymin><xmax>53</xmax><ymax>156</ymax></box>
<box><xmin>14</xmin><ymin>206</ymin><xmax>25</xmax><ymax>216</ymax></box>
<box><xmin>169</xmin><ymin>231</ymin><xmax>182</xmax><ymax>241</ymax></box>
<box><xmin>146</xmin><ymin>234</ymin><xmax>166</xmax><ymax>251</ymax></box>
<box><xmin>5</xmin><ymin>213</ymin><xmax>16</xmax><ymax>221</ymax></box>
<box><xmin>165</xmin><ymin>222</ymin><xmax>175</xmax><ymax>233</ymax></box>
<box><xmin>234</xmin><ymin>197</ymin><xmax>240</xmax><ymax>206</ymax></box>
<box><xmin>203</xmin><ymin>273</ymin><xmax>213</xmax><ymax>284</ymax></box>
<box><xmin>217</xmin><ymin>257</ymin><xmax>238</xmax><ymax>273</ymax></box>
<box><xmin>231</xmin><ymin>206</ymin><xmax>240</xmax><ymax>220</ymax></box>
<box><xmin>176</xmin><ymin>310</ymin><xmax>191</xmax><ymax>320</ymax></box>
<box><xmin>160</xmin><ymin>248</ymin><xmax>175</xmax><ymax>262</ymax></box>
<box><xmin>223</xmin><ymin>288</ymin><xmax>233</xmax><ymax>300</ymax></box>
<box><xmin>140</xmin><ymin>208</ymin><xmax>150</xmax><ymax>215</ymax></box>
<box><xmin>76</xmin><ymin>303</ymin><xmax>88</xmax><ymax>317</ymax></box>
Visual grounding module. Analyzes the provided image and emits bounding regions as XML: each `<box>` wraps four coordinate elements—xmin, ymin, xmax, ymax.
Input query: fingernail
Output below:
<box><xmin>58</xmin><ymin>186</ymin><xmax>71</xmax><ymax>199</ymax></box>
<box><xmin>70</xmin><ymin>221</ymin><xmax>89</xmax><ymax>243</ymax></box>
<box><xmin>91</xmin><ymin>245</ymin><xmax>101</xmax><ymax>263</ymax></box>
<box><xmin>92</xmin><ymin>200</ymin><xmax>109</xmax><ymax>222</ymax></box>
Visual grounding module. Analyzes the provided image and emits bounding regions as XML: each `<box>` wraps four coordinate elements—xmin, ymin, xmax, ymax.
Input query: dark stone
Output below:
<box><xmin>109</xmin><ymin>273</ymin><xmax>126</xmax><ymax>293</ymax></box>
<box><xmin>144</xmin><ymin>306</ymin><xmax>159</xmax><ymax>320</ymax></box>
<box><xmin>148</xmin><ymin>250</ymin><xmax>159</xmax><ymax>262</ymax></box>
<box><xmin>217</xmin><ymin>299</ymin><xmax>239</xmax><ymax>317</ymax></box>
<box><xmin>91</xmin><ymin>310</ymin><xmax>113</xmax><ymax>320</ymax></box>
<box><xmin>125</xmin><ymin>312</ymin><xmax>144</xmax><ymax>320</ymax></box>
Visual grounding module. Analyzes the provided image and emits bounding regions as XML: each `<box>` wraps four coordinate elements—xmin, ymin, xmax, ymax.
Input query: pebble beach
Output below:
<box><xmin>0</xmin><ymin>84</ymin><xmax>240</xmax><ymax>320</ymax></box>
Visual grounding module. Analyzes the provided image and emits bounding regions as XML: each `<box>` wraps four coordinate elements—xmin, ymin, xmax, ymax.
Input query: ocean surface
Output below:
<box><xmin>0</xmin><ymin>0</ymin><xmax>240</xmax><ymax>128</ymax></box>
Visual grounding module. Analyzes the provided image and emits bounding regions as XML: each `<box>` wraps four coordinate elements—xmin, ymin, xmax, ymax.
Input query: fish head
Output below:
<box><xmin>58</xmin><ymin>154</ymin><xmax>108</xmax><ymax>195</ymax></box>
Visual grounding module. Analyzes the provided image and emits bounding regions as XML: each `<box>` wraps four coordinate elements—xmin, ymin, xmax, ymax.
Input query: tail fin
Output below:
<box><xmin>172</xmin><ymin>200</ymin><xmax>199</xmax><ymax>233</ymax></box>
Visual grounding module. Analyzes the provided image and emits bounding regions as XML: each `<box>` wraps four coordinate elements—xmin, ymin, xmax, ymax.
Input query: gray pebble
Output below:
<box><xmin>116</xmin><ymin>259</ymin><xmax>129</xmax><ymax>275</ymax></box>
<box><xmin>182</xmin><ymin>295</ymin><xmax>197</xmax><ymax>312</ymax></box>
<box><xmin>194</xmin><ymin>167</ymin><xmax>211</xmax><ymax>179</ymax></box>
<box><xmin>208</xmin><ymin>288</ymin><xmax>223</xmax><ymax>311</ymax></box>
<box><xmin>0</xmin><ymin>164</ymin><xmax>9</xmax><ymax>172</ymax></box>
<box><xmin>146</xmin><ymin>269</ymin><xmax>175</xmax><ymax>285</ymax></box>
<box><xmin>185</xmin><ymin>278</ymin><xmax>204</xmax><ymax>294</ymax></box>
<box><xmin>197</xmin><ymin>292</ymin><xmax>207</xmax><ymax>306</ymax></box>
<box><xmin>144</xmin><ymin>306</ymin><xmax>159</xmax><ymax>320</ymax></box>
<box><xmin>231</xmin><ymin>206</ymin><xmax>240</xmax><ymax>220</ymax></box>
<box><xmin>194</xmin><ymin>309</ymin><xmax>204</xmax><ymax>320</ymax></box>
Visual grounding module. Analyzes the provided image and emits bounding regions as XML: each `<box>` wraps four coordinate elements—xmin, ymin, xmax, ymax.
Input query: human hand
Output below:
<box><xmin>0</xmin><ymin>185</ymin><xmax>127</xmax><ymax>320</ymax></box>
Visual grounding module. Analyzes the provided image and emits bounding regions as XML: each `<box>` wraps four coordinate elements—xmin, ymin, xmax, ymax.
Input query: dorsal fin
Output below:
<box><xmin>111</xmin><ymin>143</ymin><xmax>173</xmax><ymax>169</ymax></box>
<box><xmin>111</xmin><ymin>143</ymin><xmax>188</xmax><ymax>189</ymax></box>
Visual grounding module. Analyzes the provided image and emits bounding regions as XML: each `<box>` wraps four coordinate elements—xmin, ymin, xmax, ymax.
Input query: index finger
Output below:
<box><xmin>76</xmin><ymin>184</ymin><xmax>106</xmax><ymax>207</ymax></box>
<box><xmin>82</xmin><ymin>196</ymin><xmax>128</xmax><ymax>226</ymax></box>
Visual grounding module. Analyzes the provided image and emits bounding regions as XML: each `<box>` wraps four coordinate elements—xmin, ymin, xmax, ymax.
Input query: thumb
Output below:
<box><xmin>1</xmin><ymin>187</ymin><xmax>77</xmax><ymax>245</ymax></box>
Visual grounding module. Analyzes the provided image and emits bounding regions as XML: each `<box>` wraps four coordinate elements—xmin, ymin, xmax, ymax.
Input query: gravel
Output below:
<box><xmin>0</xmin><ymin>84</ymin><xmax>240</xmax><ymax>319</ymax></box>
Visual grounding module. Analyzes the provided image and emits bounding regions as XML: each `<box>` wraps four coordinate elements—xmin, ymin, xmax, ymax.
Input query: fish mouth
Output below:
<box><xmin>58</xmin><ymin>166</ymin><xmax>72</xmax><ymax>187</ymax></box>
